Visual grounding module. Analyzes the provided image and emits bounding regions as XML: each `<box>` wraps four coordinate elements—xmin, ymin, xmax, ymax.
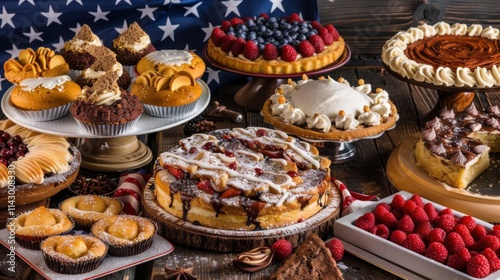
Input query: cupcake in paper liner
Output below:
<box><xmin>131</xmin><ymin>70</ymin><xmax>202</xmax><ymax>118</ymax></box>
<box><xmin>91</xmin><ymin>214</ymin><xmax>157</xmax><ymax>257</ymax></box>
<box><xmin>7</xmin><ymin>206</ymin><xmax>75</xmax><ymax>250</ymax></box>
<box><xmin>61</xmin><ymin>24</ymin><xmax>102</xmax><ymax>71</ymax></box>
<box><xmin>70</xmin><ymin>72</ymin><xmax>143</xmax><ymax>136</ymax></box>
<box><xmin>41</xmin><ymin>235</ymin><xmax>108</xmax><ymax>274</ymax></box>
<box><xmin>9</xmin><ymin>75</ymin><xmax>80</xmax><ymax>121</ymax></box>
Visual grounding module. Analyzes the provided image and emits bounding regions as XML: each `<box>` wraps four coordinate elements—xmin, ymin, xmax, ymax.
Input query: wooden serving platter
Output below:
<box><xmin>387</xmin><ymin>134</ymin><xmax>500</xmax><ymax>223</ymax></box>
<box><xmin>142</xmin><ymin>182</ymin><xmax>341</xmax><ymax>252</ymax></box>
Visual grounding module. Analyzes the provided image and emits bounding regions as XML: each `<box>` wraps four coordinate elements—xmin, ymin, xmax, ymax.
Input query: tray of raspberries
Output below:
<box><xmin>334</xmin><ymin>191</ymin><xmax>500</xmax><ymax>279</ymax></box>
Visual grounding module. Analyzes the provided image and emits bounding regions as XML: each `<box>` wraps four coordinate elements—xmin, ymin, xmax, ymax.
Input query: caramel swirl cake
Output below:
<box><xmin>153</xmin><ymin>127</ymin><xmax>334</xmax><ymax>230</ymax></box>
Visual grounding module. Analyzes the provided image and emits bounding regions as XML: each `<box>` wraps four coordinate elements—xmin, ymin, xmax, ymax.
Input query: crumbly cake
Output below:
<box><xmin>112</xmin><ymin>22</ymin><xmax>156</xmax><ymax>65</ymax></box>
<box><xmin>75</xmin><ymin>53</ymin><xmax>131</xmax><ymax>89</ymax></box>
<box><xmin>61</xmin><ymin>24</ymin><xmax>102</xmax><ymax>70</ymax></box>
<box><xmin>261</xmin><ymin>76</ymin><xmax>398</xmax><ymax>141</ymax></box>
<box><xmin>382</xmin><ymin>22</ymin><xmax>500</xmax><ymax>88</ymax></box>
<box><xmin>270</xmin><ymin>234</ymin><xmax>344</xmax><ymax>280</ymax></box>
<box><xmin>414</xmin><ymin>105</ymin><xmax>500</xmax><ymax>189</ymax></box>
<box><xmin>206</xmin><ymin>14</ymin><xmax>345</xmax><ymax>75</ymax></box>
<box><xmin>153</xmin><ymin>127</ymin><xmax>335</xmax><ymax>230</ymax></box>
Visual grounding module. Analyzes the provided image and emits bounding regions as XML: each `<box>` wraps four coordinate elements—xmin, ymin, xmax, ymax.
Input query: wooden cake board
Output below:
<box><xmin>387</xmin><ymin>134</ymin><xmax>500</xmax><ymax>223</ymax></box>
<box><xmin>142</xmin><ymin>182</ymin><xmax>341</xmax><ymax>252</ymax></box>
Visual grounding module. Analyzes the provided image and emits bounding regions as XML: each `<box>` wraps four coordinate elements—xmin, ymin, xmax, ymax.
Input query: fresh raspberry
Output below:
<box><xmin>220</xmin><ymin>20</ymin><xmax>232</xmax><ymax>32</ymax></box>
<box><xmin>262</xmin><ymin>43</ymin><xmax>278</xmax><ymax>60</ymax></box>
<box><xmin>242</xmin><ymin>40</ymin><xmax>259</xmax><ymax>61</ymax></box>
<box><xmin>229</xmin><ymin>17</ymin><xmax>244</xmax><ymax>26</ymax></box>
<box><xmin>298</xmin><ymin>40</ymin><xmax>315</xmax><ymax>57</ymax></box>
<box><xmin>410</xmin><ymin>206</ymin><xmax>429</xmax><ymax>225</ymax></box>
<box><xmin>467</xmin><ymin>254</ymin><xmax>491</xmax><ymax>278</ymax></box>
<box><xmin>397</xmin><ymin>215</ymin><xmax>415</xmax><ymax>234</ymax></box>
<box><xmin>425</xmin><ymin>242</ymin><xmax>448</xmax><ymax>263</ymax></box>
<box><xmin>402</xmin><ymin>233</ymin><xmax>425</xmax><ymax>255</ymax></box>
<box><xmin>494</xmin><ymin>225</ymin><xmax>500</xmax><ymax>231</ymax></box>
<box><xmin>354</xmin><ymin>212</ymin><xmax>375</xmax><ymax>231</ymax></box>
<box><xmin>439</xmin><ymin>208</ymin><xmax>453</xmax><ymax>216</ymax></box>
<box><xmin>370</xmin><ymin>224</ymin><xmax>390</xmax><ymax>239</ymax></box>
<box><xmin>445</xmin><ymin>232</ymin><xmax>466</xmax><ymax>254</ymax></box>
<box><xmin>472</xmin><ymin>225</ymin><xmax>488</xmax><ymax>241</ymax></box>
<box><xmin>280</xmin><ymin>44</ymin><xmax>298</xmax><ymax>62</ymax></box>
<box><xmin>482</xmin><ymin>247</ymin><xmax>500</xmax><ymax>272</ymax></box>
<box><xmin>326</xmin><ymin>24</ymin><xmax>340</xmax><ymax>41</ymax></box>
<box><xmin>459</xmin><ymin>215</ymin><xmax>477</xmax><ymax>231</ymax></box>
<box><xmin>477</xmin><ymin>235</ymin><xmax>500</xmax><ymax>252</ymax></box>
<box><xmin>373</xmin><ymin>203</ymin><xmax>389</xmax><ymax>223</ymax></box>
<box><xmin>454</xmin><ymin>224</ymin><xmax>475</xmax><ymax>247</ymax></box>
<box><xmin>402</xmin><ymin>200</ymin><xmax>417</xmax><ymax>215</ymax></box>
<box><xmin>258</xmin><ymin>13</ymin><xmax>269</xmax><ymax>19</ymax></box>
<box><xmin>390</xmin><ymin>230</ymin><xmax>407</xmax><ymax>245</ymax></box>
<box><xmin>447</xmin><ymin>248</ymin><xmax>471</xmax><ymax>271</ymax></box>
<box><xmin>325</xmin><ymin>238</ymin><xmax>344</xmax><ymax>262</ymax></box>
<box><xmin>409</xmin><ymin>193</ymin><xmax>424</xmax><ymax>207</ymax></box>
<box><xmin>423</xmin><ymin>202</ymin><xmax>439</xmax><ymax>222</ymax></box>
<box><xmin>427</xmin><ymin>228</ymin><xmax>446</xmax><ymax>244</ymax></box>
<box><xmin>391</xmin><ymin>209</ymin><xmax>403</xmax><ymax>220</ymax></box>
<box><xmin>308</xmin><ymin>34</ymin><xmax>325</xmax><ymax>53</ymax></box>
<box><xmin>390</xmin><ymin>194</ymin><xmax>406</xmax><ymax>211</ymax></box>
<box><xmin>271</xmin><ymin>239</ymin><xmax>293</xmax><ymax>262</ymax></box>
<box><xmin>414</xmin><ymin>222</ymin><xmax>433</xmax><ymax>239</ymax></box>
<box><xmin>230</xmin><ymin>37</ymin><xmax>246</xmax><ymax>56</ymax></box>
<box><xmin>380</xmin><ymin>211</ymin><xmax>398</xmax><ymax>230</ymax></box>
<box><xmin>490</xmin><ymin>229</ymin><xmax>500</xmax><ymax>240</ymax></box>
<box><xmin>211</xmin><ymin>27</ymin><xmax>226</xmax><ymax>46</ymax></box>
<box><xmin>433</xmin><ymin>214</ymin><xmax>456</xmax><ymax>233</ymax></box>
<box><xmin>287</xmin><ymin>13</ymin><xmax>301</xmax><ymax>23</ymax></box>
<box><xmin>310</xmin><ymin>20</ymin><xmax>323</xmax><ymax>31</ymax></box>
<box><xmin>319</xmin><ymin>28</ymin><xmax>333</xmax><ymax>46</ymax></box>
<box><xmin>220</xmin><ymin>35</ymin><xmax>236</xmax><ymax>52</ymax></box>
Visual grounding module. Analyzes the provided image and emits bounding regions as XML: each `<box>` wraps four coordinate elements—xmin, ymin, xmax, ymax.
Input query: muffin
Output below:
<box><xmin>91</xmin><ymin>214</ymin><xmax>156</xmax><ymax>256</ymax></box>
<box><xmin>61</xmin><ymin>24</ymin><xmax>102</xmax><ymax>71</ymax></box>
<box><xmin>131</xmin><ymin>70</ymin><xmax>202</xmax><ymax>117</ymax></box>
<box><xmin>112</xmin><ymin>22</ymin><xmax>155</xmax><ymax>72</ymax></box>
<box><xmin>60</xmin><ymin>195</ymin><xmax>122</xmax><ymax>230</ymax></box>
<box><xmin>69</xmin><ymin>71</ymin><xmax>143</xmax><ymax>136</ymax></box>
<box><xmin>6</xmin><ymin>206</ymin><xmax>74</xmax><ymax>249</ymax></box>
<box><xmin>75</xmin><ymin>51</ymin><xmax>132</xmax><ymax>90</ymax></box>
<box><xmin>41</xmin><ymin>235</ymin><xmax>107</xmax><ymax>274</ymax></box>
<box><xmin>9</xmin><ymin>75</ymin><xmax>80</xmax><ymax>121</ymax></box>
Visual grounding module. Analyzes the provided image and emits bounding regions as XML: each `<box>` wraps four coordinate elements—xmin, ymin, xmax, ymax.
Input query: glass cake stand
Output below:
<box><xmin>202</xmin><ymin>45</ymin><xmax>351</xmax><ymax>111</ymax></box>
<box><xmin>1</xmin><ymin>81</ymin><xmax>211</xmax><ymax>172</ymax></box>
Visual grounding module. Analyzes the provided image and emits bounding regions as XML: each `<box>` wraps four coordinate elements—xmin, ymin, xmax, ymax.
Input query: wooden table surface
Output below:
<box><xmin>1</xmin><ymin>66</ymin><xmax>499</xmax><ymax>280</ymax></box>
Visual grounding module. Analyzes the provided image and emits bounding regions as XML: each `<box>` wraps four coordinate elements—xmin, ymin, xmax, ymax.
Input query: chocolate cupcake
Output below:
<box><xmin>70</xmin><ymin>72</ymin><xmax>143</xmax><ymax>136</ymax></box>
<box><xmin>112</xmin><ymin>22</ymin><xmax>155</xmax><ymax>75</ymax></box>
<box><xmin>75</xmin><ymin>50</ymin><xmax>132</xmax><ymax>90</ymax></box>
<box><xmin>61</xmin><ymin>24</ymin><xmax>102</xmax><ymax>72</ymax></box>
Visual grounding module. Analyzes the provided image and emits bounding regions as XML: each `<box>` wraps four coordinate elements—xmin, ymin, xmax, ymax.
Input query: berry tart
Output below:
<box><xmin>153</xmin><ymin>127</ymin><xmax>335</xmax><ymax>231</ymax></box>
<box><xmin>206</xmin><ymin>13</ymin><xmax>345</xmax><ymax>75</ymax></box>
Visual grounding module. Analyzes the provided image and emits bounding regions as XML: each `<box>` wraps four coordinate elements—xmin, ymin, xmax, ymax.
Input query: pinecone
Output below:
<box><xmin>183</xmin><ymin>116</ymin><xmax>216</xmax><ymax>136</ymax></box>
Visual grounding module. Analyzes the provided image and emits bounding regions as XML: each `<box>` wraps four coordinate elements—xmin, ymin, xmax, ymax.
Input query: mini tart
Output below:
<box><xmin>7</xmin><ymin>206</ymin><xmax>74</xmax><ymax>250</ymax></box>
<box><xmin>91</xmin><ymin>215</ymin><xmax>156</xmax><ymax>256</ymax></box>
<box><xmin>136</xmin><ymin>50</ymin><xmax>206</xmax><ymax>79</ymax></box>
<box><xmin>41</xmin><ymin>235</ymin><xmax>107</xmax><ymax>274</ymax></box>
<box><xmin>131</xmin><ymin>70</ymin><xmax>202</xmax><ymax>117</ymax></box>
<box><xmin>60</xmin><ymin>195</ymin><xmax>122</xmax><ymax>230</ymax></box>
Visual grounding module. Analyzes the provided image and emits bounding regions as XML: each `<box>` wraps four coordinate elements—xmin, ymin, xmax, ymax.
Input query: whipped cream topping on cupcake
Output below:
<box><xmin>64</xmin><ymin>24</ymin><xmax>102</xmax><ymax>52</ymax></box>
<box><xmin>113</xmin><ymin>22</ymin><xmax>152</xmax><ymax>52</ymax></box>
<box><xmin>144</xmin><ymin>50</ymin><xmax>193</xmax><ymax>66</ymax></box>
<box><xmin>79</xmin><ymin>72</ymin><xmax>121</xmax><ymax>106</ymax></box>
<box><xmin>82</xmin><ymin>55</ymin><xmax>123</xmax><ymax>80</ymax></box>
<box><xmin>19</xmin><ymin>75</ymin><xmax>72</xmax><ymax>91</ymax></box>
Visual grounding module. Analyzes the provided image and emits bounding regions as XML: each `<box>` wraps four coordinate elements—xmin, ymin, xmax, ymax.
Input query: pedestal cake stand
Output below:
<box><xmin>202</xmin><ymin>45</ymin><xmax>351</xmax><ymax>111</ymax></box>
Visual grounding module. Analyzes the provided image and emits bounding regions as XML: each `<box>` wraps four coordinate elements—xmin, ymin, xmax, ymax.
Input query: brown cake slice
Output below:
<box><xmin>270</xmin><ymin>234</ymin><xmax>344</xmax><ymax>280</ymax></box>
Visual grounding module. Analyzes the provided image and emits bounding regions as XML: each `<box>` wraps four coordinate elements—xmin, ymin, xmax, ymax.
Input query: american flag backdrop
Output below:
<box><xmin>0</xmin><ymin>0</ymin><xmax>319</xmax><ymax>96</ymax></box>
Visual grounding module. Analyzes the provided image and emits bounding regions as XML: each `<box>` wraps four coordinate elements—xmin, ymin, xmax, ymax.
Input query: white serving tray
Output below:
<box><xmin>334</xmin><ymin>191</ymin><xmax>499</xmax><ymax>280</ymax></box>
<box><xmin>0</xmin><ymin>229</ymin><xmax>174</xmax><ymax>280</ymax></box>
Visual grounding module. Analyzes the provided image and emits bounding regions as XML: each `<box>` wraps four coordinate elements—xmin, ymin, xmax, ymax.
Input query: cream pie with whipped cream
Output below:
<box><xmin>382</xmin><ymin>21</ymin><xmax>500</xmax><ymax>88</ymax></box>
<box><xmin>261</xmin><ymin>75</ymin><xmax>398</xmax><ymax>140</ymax></box>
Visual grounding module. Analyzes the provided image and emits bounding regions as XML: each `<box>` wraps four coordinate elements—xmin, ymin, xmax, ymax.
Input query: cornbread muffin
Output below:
<box><xmin>10</xmin><ymin>75</ymin><xmax>80</xmax><ymax>121</ymax></box>
<box><xmin>154</xmin><ymin>127</ymin><xmax>336</xmax><ymax>230</ymax></box>
<box><xmin>3</xmin><ymin>47</ymin><xmax>69</xmax><ymax>84</ymax></box>
<box><xmin>414</xmin><ymin>105</ymin><xmax>499</xmax><ymax>189</ymax></box>
<box><xmin>91</xmin><ymin>215</ymin><xmax>156</xmax><ymax>256</ymax></box>
<box><xmin>131</xmin><ymin>70</ymin><xmax>202</xmax><ymax>117</ymax></box>
<box><xmin>60</xmin><ymin>195</ymin><xmax>122</xmax><ymax>230</ymax></box>
<box><xmin>61</xmin><ymin>24</ymin><xmax>102</xmax><ymax>70</ymax></box>
<box><xmin>41</xmin><ymin>235</ymin><xmax>107</xmax><ymax>274</ymax></box>
<box><xmin>7</xmin><ymin>206</ymin><xmax>74</xmax><ymax>249</ymax></box>
<box><xmin>75</xmin><ymin>53</ymin><xmax>132</xmax><ymax>90</ymax></box>
<box><xmin>136</xmin><ymin>49</ymin><xmax>206</xmax><ymax>79</ymax></box>
<box><xmin>70</xmin><ymin>72</ymin><xmax>143</xmax><ymax>135</ymax></box>
<box><xmin>112</xmin><ymin>22</ymin><xmax>156</xmax><ymax>66</ymax></box>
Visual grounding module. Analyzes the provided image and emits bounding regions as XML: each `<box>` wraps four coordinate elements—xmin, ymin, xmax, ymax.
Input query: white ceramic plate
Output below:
<box><xmin>334</xmin><ymin>190</ymin><xmax>500</xmax><ymax>280</ymax></box>
<box><xmin>1</xmin><ymin>80</ymin><xmax>211</xmax><ymax>138</ymax></box>
<box><xmin>0</xmin><ymin>228</ymin><xmax>174</xmax><ymax>280</ymax></box>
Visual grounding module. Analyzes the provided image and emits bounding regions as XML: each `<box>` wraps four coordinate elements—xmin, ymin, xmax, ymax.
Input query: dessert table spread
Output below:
<box><xmin>0</xmin><ymin>65</ymin><xmax>499</xmax><ymax>280</ymax></box>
